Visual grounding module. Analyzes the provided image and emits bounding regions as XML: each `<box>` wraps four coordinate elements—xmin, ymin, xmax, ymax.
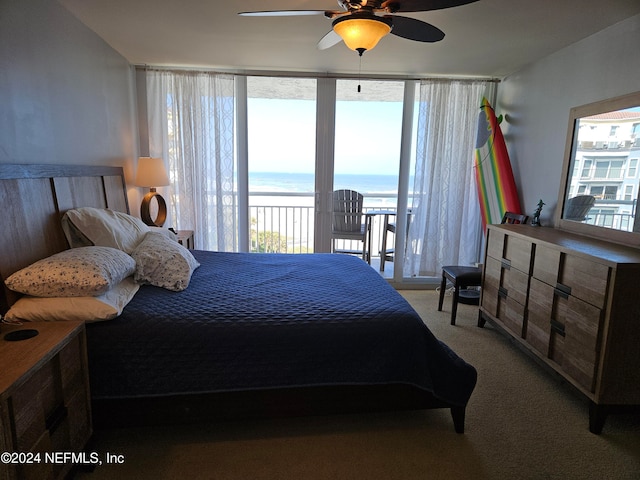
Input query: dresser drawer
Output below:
<box><xmin>502</xmin><ymin>264</ymin><xmax>529</xmax><ymax>306</ymax></box>
<box><xmin>483</xmin><ymin>253</ymin><xmax>529</xmax><ymax>307</ymax></box>
<box><xmin>497</xmin><ymin>295</ymin><xmax>526</xmax><ymax>338</ymax></box>
<box><xmin>558</xmin><ymin>254</ymin><xmax>609</xmax><ymax>309</ymax></box>
<box><xmin>483</xmin><ymin>257</ymin><xmax>526</xmax><ymax>337</ymax></box>
<box><xmin>11</xmin><ymin>362</ymin><xmax>61</xmax><ymax>452</ymax></box>
<box><xmin>486</xmin><ymin>230</ymin><xmax>533</xmax><ymax>275</ymax></box>
<box><xmin>533</xmin><ymin>245</ymin><xmax>609</xmax><ymax>308</ymax></box>
<box><xmin>532</xmin><ymin>245</ymin><xmax>561</xmax><ymax>285</ymax></box>
<box><xmin>550</xmin><ymin>294</ymin><xmax>603</xmax><ymax>392</ymax></box>
<box><xmin>503</xmin><ymin>235</ymin><xmax>533</xmax><ymax>274</ymax></box>
<box><xmin>486</xmin><ymin>228</ymin><xmax>505</xmax><ymax>261</ymax></box>
<box><xmin>526</xmin><ymin>278</ymin><xmax>554</xmax><ymax>356</ymax></box>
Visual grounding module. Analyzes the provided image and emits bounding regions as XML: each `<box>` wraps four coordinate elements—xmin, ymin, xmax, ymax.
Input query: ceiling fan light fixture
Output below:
<box><xmin>332</xmin><ymin>15</ymin><xmax>392</xmax><ymax>54</ymax></box>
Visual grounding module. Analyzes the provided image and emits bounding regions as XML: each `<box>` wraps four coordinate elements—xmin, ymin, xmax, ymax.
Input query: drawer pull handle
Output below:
<box><xmin>501</xmin><ymin>258</ymin><xmax>511</xmax><ymax>270</ymax></box>
<box><xmin>498</xmin><ymin>286</ymin><xmax>508</xmax><ymax>299</ymax></box>
<box><xmin>550</xmin><ymin>319</ymin><xmax>566</xmax><ymax>337</ymax></box>
<box><xmin>46</xmin><ymin>405</ymin><xmax>68</xmax><ymax>434</ymax></box>
<box><xmin>554</xmin><ymin>283</ymin><xmax>571</xmax><ymax>299</ymax></box>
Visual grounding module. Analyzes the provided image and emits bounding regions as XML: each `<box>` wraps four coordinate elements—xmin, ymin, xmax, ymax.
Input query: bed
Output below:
<box><xmin>0</xmin><ymin>164</ymin><xmax>476</xmax><ymax>433</ymax></box>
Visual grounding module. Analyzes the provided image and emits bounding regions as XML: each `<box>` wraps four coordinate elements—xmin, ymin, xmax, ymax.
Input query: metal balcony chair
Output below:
<box><xmin>331</xmin><ymin>189</ymin><xmax>369</xmax><ymax>262</ymax></box>
<box><xmin>438</xmin><ymin>211</ymin><xmax>529</xmax><ymax>325</ymax></box>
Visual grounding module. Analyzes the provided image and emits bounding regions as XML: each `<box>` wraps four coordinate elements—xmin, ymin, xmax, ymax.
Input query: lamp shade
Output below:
<box><xmin>332</xmin><ymin>15</ymin><xmax>392</xmax><ymax>53</ymax></box>
<box><xmin>135</xmin><ymin>157</ymin><xmax>169</xmax><ymax>187</ymax></box>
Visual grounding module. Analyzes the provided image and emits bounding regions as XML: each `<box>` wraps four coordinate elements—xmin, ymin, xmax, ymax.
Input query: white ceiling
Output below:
<box><xmin>59</xmin><ymin>0</ymin><xmax>640</xmax><ymax>78</ymax></box>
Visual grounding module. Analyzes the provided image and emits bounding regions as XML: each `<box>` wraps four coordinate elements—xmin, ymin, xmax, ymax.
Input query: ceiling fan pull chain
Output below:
<box><xmin>357</xmin><ymin>52</ymin><xmax>362</xmax><ymax>93</ymax></box>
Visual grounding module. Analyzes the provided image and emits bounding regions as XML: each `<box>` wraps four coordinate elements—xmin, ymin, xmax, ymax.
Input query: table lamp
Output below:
<box><xmin>135</xmin><ymin>157</ymin><xmax>170</xmax><ymax>227</ymax></box>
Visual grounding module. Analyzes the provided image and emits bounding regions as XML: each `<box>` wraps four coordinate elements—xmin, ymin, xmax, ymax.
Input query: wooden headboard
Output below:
<box><xmin>0</xmin><ymin>164</ymin><xmax>129</xmax><ymax>313</ymax></box>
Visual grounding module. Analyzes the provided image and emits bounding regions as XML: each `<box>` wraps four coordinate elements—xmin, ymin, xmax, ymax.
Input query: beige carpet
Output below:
<box><xmin>75</xmin><ymin>291</ymin><xmax>640</xmax><ymax>480</ymax></box>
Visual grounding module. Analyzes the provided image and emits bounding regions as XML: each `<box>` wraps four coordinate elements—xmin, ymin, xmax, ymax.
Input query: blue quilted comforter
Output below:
<box><xmin>86</xmin><ymin>251</ymin><xmax>476</xmax><ymax>407</ymax></box>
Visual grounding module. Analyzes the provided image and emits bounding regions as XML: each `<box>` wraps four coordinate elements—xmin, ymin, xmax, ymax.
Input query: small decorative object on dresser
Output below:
<box><xmin>531</xmin><ymin>199</ymin><xmax>545</xmax><ymax>226</ymax></box>
<box><xmin>176</xmin><ymin>230</ymin><xmax>195</xmax><ymax>249</ymax></box>
<box><xmin>0</xmin><ymin>322</ymin><xmax>92</xmax><ymax>480</ymax></box>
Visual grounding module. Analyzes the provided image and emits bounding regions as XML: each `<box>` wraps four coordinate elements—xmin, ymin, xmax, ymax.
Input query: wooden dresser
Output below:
<box><xmin>0</xmin><ymin>322</ymin><xmax>92</xmax><ymax>479</ymax></box>
<box><xmin>479</xmin><ymin>224</ymin><xmax>640</xmax><ymax>433</ymax></box>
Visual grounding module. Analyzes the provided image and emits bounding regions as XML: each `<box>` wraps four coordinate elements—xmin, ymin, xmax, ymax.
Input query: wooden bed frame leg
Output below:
<box><xmin>589</xmin><ymin>402</ymin><xmax>607</xmax><ymax>434</ymax></box>
<box><xmin>451</xmin><ymin>406</ymin><xmax>466</xmax><ymax>433</ymax></box>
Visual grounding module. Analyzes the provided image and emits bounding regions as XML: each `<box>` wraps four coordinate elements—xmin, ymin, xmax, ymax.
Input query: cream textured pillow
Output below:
<box><xmin>5</xmin><ymin>246</ymin><xmax>135</xmax><ymax>298</ymax></box>
<box><xmin>4</xmin><ymin>276</ymin><xmax>140</xmax><ymax>323</ymax></box>
<box><xmin>131</xmin><ymin>231</ymin><xmax>200</xmax><ymax>291</ymax></box>
<box><xmin>62</xmin><ymin>207</ymin><xmax>150</xmax><ymax>253</ymax></box>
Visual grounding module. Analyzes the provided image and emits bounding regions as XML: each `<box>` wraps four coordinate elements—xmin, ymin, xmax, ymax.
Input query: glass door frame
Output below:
<box><xmin>236</xmin><ymin>74</ymin><xmax>420</xmax><ymax>285</ymax></box>
<box><xmin>313</xmin><ymin>78</ymin><xmax>337</xmax><ymax>254</ymax></box>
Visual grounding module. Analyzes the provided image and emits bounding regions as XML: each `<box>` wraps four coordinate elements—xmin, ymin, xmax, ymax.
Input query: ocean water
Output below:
<box><xmin>249</xmin><ymin>172</ymin><xmax>401</xmax><ymax>209</ymax></box>
<box><xmin>249</xmin><ymin>172</ymin><xmax>399</xmax><ymax>194</ymax></box>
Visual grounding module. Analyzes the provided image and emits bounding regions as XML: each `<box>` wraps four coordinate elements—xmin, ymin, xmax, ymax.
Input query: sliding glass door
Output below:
<box><xmin>242</xmin><ymin>76</ymin><xmax>417</xmax><ymax>281</ymax></box>
<box><xmin>332</xmin><ymin>79</ymin><xmax>404</xmax><ymax>276</ymax></box>
<box><xmin>246</xmin><ymin>76</ymin><xmax>317</xmax><ymax>253</ymax></box>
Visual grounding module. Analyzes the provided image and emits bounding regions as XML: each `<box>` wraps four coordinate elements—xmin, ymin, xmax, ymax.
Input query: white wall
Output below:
<box><xmin>0</xmin><ymin>0</ymin><xmax>139</xmax><ymax>187</ymax></box>
<box><xmin>496</xmin><ymin>14</ymin><xmax>640</xmax><ymax>225</ymax></box>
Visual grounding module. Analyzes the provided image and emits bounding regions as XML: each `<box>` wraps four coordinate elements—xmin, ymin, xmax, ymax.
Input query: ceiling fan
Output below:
<box><xmin>239</xmin><ymin>0</ymin><xmax>479</xmax><ymax>56</ymax></box>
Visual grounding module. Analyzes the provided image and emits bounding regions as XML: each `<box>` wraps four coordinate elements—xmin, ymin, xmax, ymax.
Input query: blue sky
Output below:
<box><xmin>247</xmin><ymin>98</ymin><xmax>404</xmax><ymax>176</ymax></box>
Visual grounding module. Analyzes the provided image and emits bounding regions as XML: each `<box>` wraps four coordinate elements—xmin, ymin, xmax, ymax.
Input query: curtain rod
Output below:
<box><xmin>134</xmin><ymin>64</ymin><xmax>501</xmax><ymax>83</ymax></box>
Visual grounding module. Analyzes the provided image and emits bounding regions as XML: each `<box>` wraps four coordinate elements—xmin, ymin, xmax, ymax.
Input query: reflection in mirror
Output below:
<box><xmin>562</xmin><ymin>94</ymin><xmax>640</xmax><ymax>236</ymax></box>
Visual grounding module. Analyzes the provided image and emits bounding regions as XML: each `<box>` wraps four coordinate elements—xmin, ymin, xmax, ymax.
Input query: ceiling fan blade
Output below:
<box><xmin>238</xmin><ymin>10</ymin><xmax>337</xmax><ymax>17</ymax></box>
<box><xmin>381</xmin><ymin>0</ymin><xmax>478</xmax><ymax>13</ymax></box>
<box><xmin>390</xmin><ymin>16</ymin><xmax>445</xmax><ymax>42</ymax></box>
<box><xmin>317</xmin><ymin>30</ymin><xmax>343</xmax><ymax>50</ymax></box>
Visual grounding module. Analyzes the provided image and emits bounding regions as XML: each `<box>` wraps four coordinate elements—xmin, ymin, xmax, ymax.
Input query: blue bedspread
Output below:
<box><xmin>86</xmin><ymin>251</ymin><xmax>476</xmax><ymax>407</ymax></box>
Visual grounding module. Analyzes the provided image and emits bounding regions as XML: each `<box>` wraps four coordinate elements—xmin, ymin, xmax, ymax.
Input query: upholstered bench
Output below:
<box><xmin>437</xmin><ymin>265</ymin><xmax>482</xmax><ymax>325</ymax></box>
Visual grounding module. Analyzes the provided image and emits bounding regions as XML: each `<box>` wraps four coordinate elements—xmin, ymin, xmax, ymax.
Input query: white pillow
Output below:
<box><xmin>5</xmin><ymin>246</ymin><xmax>135</xmax><ymax>298</ymax></box>
<box><xmin>131</xmin><ymin>231</ymin><xmax>200</xmax><ymax>292</ymax></box>
<box><xmin>149</xmin><ymin>226</ymin><xmax>179</xmax><ymax>242</ymax></box>
<box><xmin>4</xmin><ymin>277</ymin><xmax>140</xmax><ymax>323</ymax></box>
<box><xmin>62</xmin><ymin>207</ymin><xmax>150</xmax><ymax>254</ymax></box>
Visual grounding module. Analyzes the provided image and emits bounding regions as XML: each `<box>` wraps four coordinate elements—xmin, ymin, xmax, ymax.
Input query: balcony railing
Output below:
<box><xmin>584</xmin><ymin>211</ymin><xmax>636</xmax><ymax>231</ymax></box>
<box><xmin>249</xmin><ymin>192</ymin><xmax>399</xmax><ymax>257</ymax></box>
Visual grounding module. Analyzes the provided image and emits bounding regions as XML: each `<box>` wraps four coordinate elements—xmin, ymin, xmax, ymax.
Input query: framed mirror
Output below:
<box><xmin>556</xmin><ymin>91</ymin><xmax>640</xmax><ymax>247</ymax></box>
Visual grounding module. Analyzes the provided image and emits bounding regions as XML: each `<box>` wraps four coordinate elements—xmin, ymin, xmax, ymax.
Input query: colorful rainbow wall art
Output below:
<box><xmin>473</xmin><ymin>97</ymin><xmax>522</xmax><ymax>229</ymax></box>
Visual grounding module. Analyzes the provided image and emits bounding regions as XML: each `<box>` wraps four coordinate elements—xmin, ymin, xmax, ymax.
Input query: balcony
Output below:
<box><xmin>249</xmin><ymin>192</ymin><xmax>398</xmax><ymax>277</ymax></box>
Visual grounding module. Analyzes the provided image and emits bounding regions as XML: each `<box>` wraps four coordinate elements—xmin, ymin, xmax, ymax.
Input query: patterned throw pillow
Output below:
<box><xmin>5</xmin><ymin>246</ymin><xmax>135</xmax><ymax>297</ymax></box>
<box><xmin>131</xmin><ymin>231</ymin><xmax>200</xmax><ymax>291</ymax></box>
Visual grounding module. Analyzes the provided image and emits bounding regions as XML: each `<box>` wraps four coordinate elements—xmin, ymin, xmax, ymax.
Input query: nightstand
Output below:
<box><xmin>0</xmin><ymin>322</ymin><xmax>92</xmax><ymax>480</ymax></box>
<box><xmin>176</xmin><ymin>229</ymin><xmax>195</xmax><ymax>249</ymax></box>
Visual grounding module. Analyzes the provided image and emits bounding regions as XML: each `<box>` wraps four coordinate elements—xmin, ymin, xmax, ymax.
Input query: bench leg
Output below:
<box><xmin>438</xmin><ymin>272</ymin><xmax>447</xmax><ymax>312</ymax></box>
<box><xmin>450</xmin><ymin>286</ymin><xmax>459</xmax><ymax>325</ymax></box>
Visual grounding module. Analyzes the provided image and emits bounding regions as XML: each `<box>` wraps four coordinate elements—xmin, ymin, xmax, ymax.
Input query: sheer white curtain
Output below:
<box><xmin>146</xmin><ymin>69</ymin><xmax>236</xmax><ymax>251</ymax></box>
<box><xmin>404</xmin><ymin>79</ymin><xmax>491</xmax><ymax>277</ymax></box>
